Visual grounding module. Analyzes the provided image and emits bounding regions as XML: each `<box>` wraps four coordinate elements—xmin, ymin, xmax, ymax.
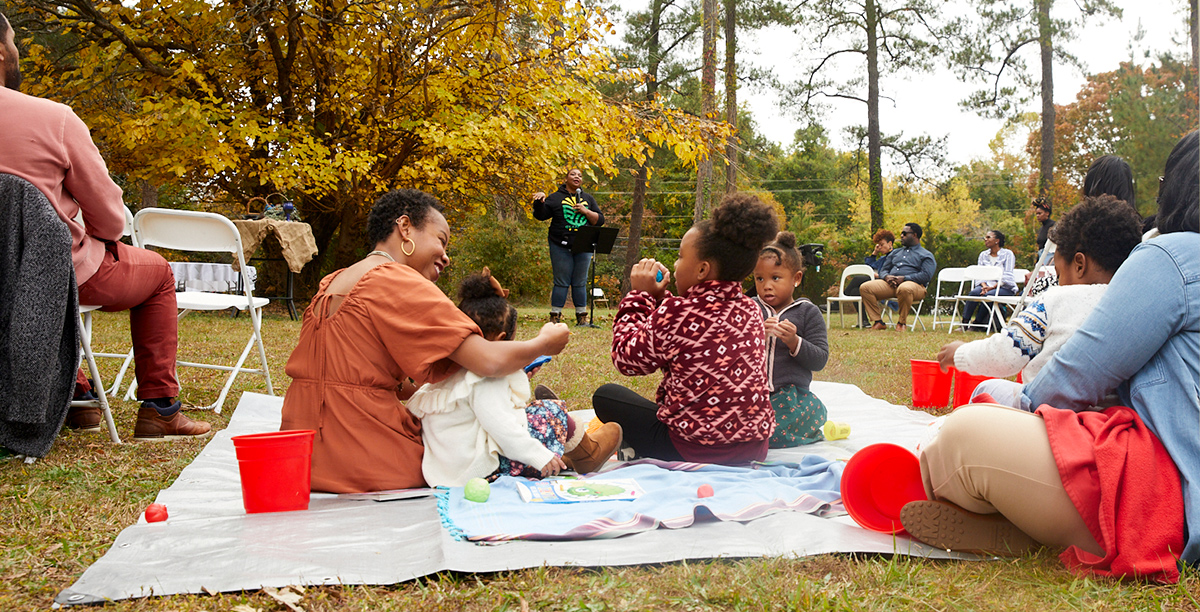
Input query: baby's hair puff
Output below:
<box><xmin>760</xmin><ymin>231</ymin><xmax>804</xmax><ymax>273</ymax></box>
<box><xmin>457</xmin><ymin>267</ymin><xmax>518</xmax><ymax>341</ymax></box>
<box><xmin>695</xmin><ymin>193</ymin><xmax>779</xmax><ymax>280</ymax></box>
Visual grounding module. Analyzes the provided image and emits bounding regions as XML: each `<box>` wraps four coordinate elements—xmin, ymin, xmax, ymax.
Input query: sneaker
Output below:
<box><xmin>133</xmin><ymin>402</ymin><xmax>213</xmax><ymax>441</ymax></box>
<box><xmin>533</xmin><ymin>384</ymin><xmax>560</xmax><ymax>401</ymax></box>
<box><xmin>64</xmin><ymin>404</ymin><xmax>102</xmax><ymax>431</ymax></box>
<box><xmin>900</xmin><ymin>500</ymin><xmax>1039</xmax><ymax>557</ymax></box>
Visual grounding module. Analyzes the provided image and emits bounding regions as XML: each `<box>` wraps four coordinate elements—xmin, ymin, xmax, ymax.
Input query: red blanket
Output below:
<box><xmin>1038</xmin><ymin>404</ymin><xmax>1184</xmax><ymax>583</ymax></box>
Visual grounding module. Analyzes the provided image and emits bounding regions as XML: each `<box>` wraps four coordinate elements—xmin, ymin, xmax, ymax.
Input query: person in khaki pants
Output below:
<box><xmin>859</xmin><ymin>223</ymin><xmax>936</xmax><ymax>331</ymax></box>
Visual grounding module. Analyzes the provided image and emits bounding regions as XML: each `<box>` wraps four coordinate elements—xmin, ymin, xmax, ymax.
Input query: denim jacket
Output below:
<box><xmin>1023</xmin><ymin>231</ymin><xmax>1200</xmax><ymax>565</ymax></box>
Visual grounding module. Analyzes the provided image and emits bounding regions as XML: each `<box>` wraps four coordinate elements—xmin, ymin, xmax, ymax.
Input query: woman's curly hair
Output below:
<box><xmin>759</xmin><ymin>231</ymin><xmax>804</xmax><ymax>273</ymax></box>
<box><xmin>1050</xmin><ymin>195</ymin><xmax>1143</xmax><ymax>274</ymax></box>
<box><xmin>367</xmin><ymin>189</ymin><xmax>445</xmax><ymax>246</ymax></box>
<box><xmin>458</xmin><ymin>271</ymin><xmax>517</xmax><ymax>341</ymax></box>
<box><xmin>694</xmin><ymin>193</ymin><xmax>779</xmax><ymax>280</ymax></box>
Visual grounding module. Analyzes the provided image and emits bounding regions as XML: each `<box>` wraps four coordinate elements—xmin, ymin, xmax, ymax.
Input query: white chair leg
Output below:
<box><xmin>77</xmin><ymin>312</ymin><xmax>122</xmax><ymax>444</ymax></box>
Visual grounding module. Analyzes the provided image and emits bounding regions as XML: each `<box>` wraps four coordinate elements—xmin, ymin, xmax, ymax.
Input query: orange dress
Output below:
<box><xmin>280</xmin><ymin>263</ymin><xmax>479</xmax><ymax>493</ymax></box>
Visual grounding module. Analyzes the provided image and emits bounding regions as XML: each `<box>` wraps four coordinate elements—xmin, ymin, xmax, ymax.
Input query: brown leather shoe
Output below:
<box><xmin>870</xmin><ymin>321</ymin><xmax>887</xmax><ymax>331</ymax></box>
<box><xmin>900</xmin><ymin>500</ymin><xmax>1039</xmax><ymax>557</ymax></box>
<box><xmin>65</xmin><ymin>404</ymin><xmax>102</xmax><ymax>431</ymax></box>
<box><xmin>134</xmin><ymin>403</ymin><xmax>212</xmax><ymax>441</ymax></box>
<box><xmin>563</xmin><ymin>422</ymin><xmax>622</xmax><ymax>474</ymax></box>
<box><xmin>896</xmin><ymin>323</ymin><xmax>908</xmax><ymax>332</ymax></box>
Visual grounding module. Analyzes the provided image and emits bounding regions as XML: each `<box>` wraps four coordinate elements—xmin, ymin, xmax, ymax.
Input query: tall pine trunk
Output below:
<box><xmin>723</xmin><ymin>0</ymin><xmax>737</xmax><ymax>195</ymax></box>
<box><xmin>1037</xmin><ymin>0</ymin><xmax>1055</xmax><ymax>199</ymax></box>
<box><xmin>694</xmin><ymin>0</ymin><xmax>719</xmax><ymax>224</ymax></box>
<box><xmin>623</xmin><ymin>0</ymin><xmax>663</xmax><ymax>295</ymax></box>
<box><xmin>866</xmin><ymin>0</ymin><xmax>884</xmax><ymax>231</ymax></box>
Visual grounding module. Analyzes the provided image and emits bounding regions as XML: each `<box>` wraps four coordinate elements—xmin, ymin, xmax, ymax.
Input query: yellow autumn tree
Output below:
<box><xmin>848</xmin><ymin>177</ymin><xmax>982</xmax><ymax>237</ymax></box>
<box><xmin>17</xmin><ymin>0</ymin><xmax>727</xmax><ymax>269</ymax></box>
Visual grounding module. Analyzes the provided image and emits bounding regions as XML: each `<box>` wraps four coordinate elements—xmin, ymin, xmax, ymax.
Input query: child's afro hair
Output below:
<box><xmin>694</xmin><ymin>193</ymin><xmax>779</xmax><ymax>281</ymax></box>
<box><xmin>1050</xmin><ymin>194</ymin><xmax>1143</xmax><ymax>274</ymax></box>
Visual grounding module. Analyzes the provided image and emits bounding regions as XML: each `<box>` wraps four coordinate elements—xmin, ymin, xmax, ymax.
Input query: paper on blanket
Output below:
<box><xmin>517</xmin><ymin>478</ymin><xmax>643</xmax><ymax>503</ymax></box>
<box><xmin>440</xmin><ymin>456</ymin><xmax>844</xmax><ymax>541</ymax></box>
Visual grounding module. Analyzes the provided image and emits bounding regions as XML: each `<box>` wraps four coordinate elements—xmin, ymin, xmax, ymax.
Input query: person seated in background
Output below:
<box><xmin>0</xmin><ymin>11</ymin><xmax>209</xmax><ymax>440</ymax></box>
<box><xmin>844</xmin><ymin>229</ymin><xmax>894</xmax><ymax>297</ymax></box>
<box><xmin>958</xmin><ymin>230</ymin><xmax>1017</xmax><ymax>331</ymax></box>
<box><xmin>858</xmin><ymin>223</ymin><xmax>936</xmax><ymax>331</ymax></box>
<box><xmin>935</xmin><ymin>196</ymin><xmax>1144</xmax><ymax>408</ymax></box>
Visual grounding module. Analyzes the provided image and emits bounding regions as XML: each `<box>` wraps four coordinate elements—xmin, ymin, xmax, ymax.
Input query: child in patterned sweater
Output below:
<box><xmin>593</xmin><ymin>194</ymin><xmax>779</xmax><ymax>464</ymax></box>
<box><xmin>751</xmin><ymin>231</ymin><xmax>830</xmax><ymax>447</ymax></box>
<box><xmin>936</xmin><ymin>195</ymin><xmax>1143</xmax><ymax>408</ymax></box>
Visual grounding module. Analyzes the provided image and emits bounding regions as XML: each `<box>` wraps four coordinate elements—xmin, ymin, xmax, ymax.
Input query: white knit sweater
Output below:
<box><xmin>954</xmin><ymin>284</ymin><xmax>1109</xmax><ymax>381</ymax></box>
<box><xmin>406</xmin><ymin>370</ymin><xmax>555</xmax><ymax>487</ymax></box>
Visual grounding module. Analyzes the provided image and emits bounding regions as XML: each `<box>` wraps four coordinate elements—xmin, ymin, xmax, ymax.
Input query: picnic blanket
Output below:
<box><xmin>441</xmin><ymin>458</ymin><xmax>843</xmax><ymax>541</ymax></box>
<box><xmin>56</xmin><ymin>382</ymin><xmax>973</xmax><ymax>605</ymax></box>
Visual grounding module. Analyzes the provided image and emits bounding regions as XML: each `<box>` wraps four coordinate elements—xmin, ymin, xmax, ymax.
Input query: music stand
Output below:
<box><xmin>570</xmin><ymin>226</ymin><xmax>619</xmax><ymax>328</ymax></box>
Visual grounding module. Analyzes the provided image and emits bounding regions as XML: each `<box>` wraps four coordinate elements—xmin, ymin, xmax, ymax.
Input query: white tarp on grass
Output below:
<box><xmin>57</xmin><ymin>382</ymin><xmax>971</xmax><ymax>606</ymax></box>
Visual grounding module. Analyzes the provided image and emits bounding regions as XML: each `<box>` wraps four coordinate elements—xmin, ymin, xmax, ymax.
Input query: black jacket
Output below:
<box><xmin>532</xmin><ymin>184</ymin><xmax>605</xmax><ymax>249</ymax></box>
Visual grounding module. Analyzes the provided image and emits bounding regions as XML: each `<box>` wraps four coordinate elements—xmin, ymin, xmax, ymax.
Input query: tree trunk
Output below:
<box><xmin>866</xmin><ymin>0</ymin><xmax>884</xmax><ymax>231</ymax></box>
<box><xmin>694</xmin><ymin>0</ymin><xmax>719</xmax><ymax>225</ymax></box>
<box><xmin>624</xmin><ymin>165</ymin><xmax>648</xmax><ymax>296</ymax></box>
<box><xmin>624</xmin><ymin>0</ymin><xmax>664</xmax><ymax>296</ymax></box>
<box><xmin>1191</xmin><ymin>0</ymin><xmax>1198</xmax><ymax>72</ymax></box>
<box><xmin>139</xmin><ymin>179</ymin><xmax>158</xmax><ymax>209</ymax></box>
<box><xmin>1037</xmin><ymin>0</ymin><xmax>1055</xmax><ymax>200</ymax></box>
<box><xmin>723</xmin><ymin>0</ymin><xmax>737</xmax><ymax>195</ymax></box>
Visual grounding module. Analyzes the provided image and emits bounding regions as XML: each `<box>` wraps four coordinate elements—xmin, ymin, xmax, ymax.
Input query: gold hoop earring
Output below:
<box><xmin>401</xmin><ymin>238</ymin><xmax>416</xmax><ymax>257</ymax></box>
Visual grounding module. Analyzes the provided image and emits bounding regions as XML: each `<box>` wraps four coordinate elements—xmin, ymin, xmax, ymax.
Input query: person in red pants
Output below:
<box><xmin>0</xmin><ymin>12</ymin><xmax>208</xmax><ymax>440</ymax></box>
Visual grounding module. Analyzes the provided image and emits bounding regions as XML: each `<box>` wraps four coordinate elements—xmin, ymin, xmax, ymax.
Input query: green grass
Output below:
<box><xmin>1</xmin><ymin>302</ymin><xmax>1195</xmax><ymax>610</ymax></box>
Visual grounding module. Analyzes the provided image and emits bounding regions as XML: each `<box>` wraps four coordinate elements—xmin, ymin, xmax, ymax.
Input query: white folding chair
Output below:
<box><xmin>131</xmin><ymin>209</ymin><xmax>274</xmax><ymax>413</ymax></box>
<box><xmin>73</xmin><ymin>305</ymin><xmax>122</xmax><ymax>443</ymax></box>
<box><xmin>591</xmin><ymin>287</ymin><xmax>609</xmax><ymax>310</ymax></box>
<box><xmin>930</xmin><ymin>267</ymin><xmax>969</xmax><ymax>332</ymax></box>
<box><xmin>952</xmin><ymin>265</ymin><xmax>1005</xmax><ymax>333</ymax></box>
<box><xmin>825</xmin><ymin>264</ymin><xmax>875</xmax><ymax>329</ymax></box>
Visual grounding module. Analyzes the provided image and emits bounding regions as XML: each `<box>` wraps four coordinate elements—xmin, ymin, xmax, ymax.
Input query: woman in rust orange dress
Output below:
<box><xmin>281</xmin><ymin>189</ymin><xmax>570</xmax><ymax>493</ymax></box>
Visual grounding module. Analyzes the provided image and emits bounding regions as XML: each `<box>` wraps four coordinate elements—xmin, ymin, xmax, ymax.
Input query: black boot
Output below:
<box><xmin>576</xmin><ymin>312</ymin><xmax>590</xmax><ymax>326</ymax></box>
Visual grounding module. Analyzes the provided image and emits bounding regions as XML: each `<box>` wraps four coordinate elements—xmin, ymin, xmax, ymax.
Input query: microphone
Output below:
<box><xmin>576</xmin><ymin>188</ymin><xmax>582</xmax><ymax>201</ymax></box>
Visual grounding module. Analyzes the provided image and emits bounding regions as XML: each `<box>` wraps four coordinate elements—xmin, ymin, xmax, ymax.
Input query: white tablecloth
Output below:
<box><xmin>169</xmin><ymin>262</ymin><xmax>256</xmax><ymax>293</ymax></box>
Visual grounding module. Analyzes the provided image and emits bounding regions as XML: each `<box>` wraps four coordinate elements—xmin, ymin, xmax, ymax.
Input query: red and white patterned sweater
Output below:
<box><xmin>611</xmin><ymin>280</ymin><xmax>774</xmax><ymax>461</ymax></box>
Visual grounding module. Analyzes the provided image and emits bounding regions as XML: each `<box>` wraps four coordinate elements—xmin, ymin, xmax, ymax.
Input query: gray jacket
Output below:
<box><xmin>0</xmin><ymin>174</ymin><xmax>80</xmax><ymax>457</ymax></box>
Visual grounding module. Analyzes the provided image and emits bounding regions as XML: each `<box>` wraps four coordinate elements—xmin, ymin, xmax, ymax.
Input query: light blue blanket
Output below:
<box><xmin>439</xmin><ymin>455</ymin><xmax>844</xmax><ymax>541</ymax></box>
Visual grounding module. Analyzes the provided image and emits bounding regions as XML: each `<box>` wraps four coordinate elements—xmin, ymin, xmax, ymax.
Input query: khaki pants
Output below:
<box><xmin>859</xmin><ymin>279</ymin><xmax>926</xmax><ymax>325</ymax></box>
<box><xmin>920</xmin><ymin>404</ymin><xmax>1103</xmax><ymax>555</ymax></box>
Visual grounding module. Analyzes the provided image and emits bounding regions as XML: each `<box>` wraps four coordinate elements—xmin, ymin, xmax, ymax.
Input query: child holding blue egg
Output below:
<box><xmin>750</xmin><ymin>231</ymin><xmax>830</xmax><ymax>447</ymax></box>
<box><xmin>407</xmin><ymin>270</ymin><xmax>623</xmax><ymax>486</ymax></box>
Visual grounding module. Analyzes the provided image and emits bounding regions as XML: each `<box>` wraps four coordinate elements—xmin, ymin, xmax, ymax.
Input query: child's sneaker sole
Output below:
<box><xmin>900</xmin><ymin>500</ymin><xmax>1040</xmax><ymax>557</ymax></box>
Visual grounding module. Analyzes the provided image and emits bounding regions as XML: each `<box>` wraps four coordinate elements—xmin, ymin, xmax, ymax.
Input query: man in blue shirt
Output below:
<box><xmin>859</xmin><ymin>223</ymin><xmax>937</xmax><ymax>331</ymax></box>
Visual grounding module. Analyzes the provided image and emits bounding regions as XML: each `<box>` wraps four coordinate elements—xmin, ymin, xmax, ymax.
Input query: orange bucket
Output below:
<box><xmin>232</xmin><ymin>430</ymin><xmax>315</xmax><ymax>514</ymax></box>
<box><xmin>910</xmin><ymin>359</ymin><xmax>953</xmax><ymax>407</ymax></box>
<box><xmin>953</xmin><ymin>371</ymin><xmax>995</xmax><ymax>408</ymax></box>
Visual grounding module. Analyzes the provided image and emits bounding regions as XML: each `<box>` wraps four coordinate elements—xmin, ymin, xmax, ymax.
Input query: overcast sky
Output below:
<box><xmin>609</xmin><ymin>0</ymin><xmax>1192</xmax><ymax>166</ymax></box>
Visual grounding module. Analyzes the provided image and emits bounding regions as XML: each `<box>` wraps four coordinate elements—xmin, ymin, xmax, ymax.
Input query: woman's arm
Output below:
<box><xmin>449</xmin><ymin>323</ymin><xmax>570</xmax><ymax>379</ymax></box>
<box><xmin>611</xmin><ymin>290</ymin><xmax>671</xmax><ymax>376</ymax></box>
<box><xmin>1023</xmin><ymin>242</ymin><xmax>1188</xmax><ymax>412</ymax></box>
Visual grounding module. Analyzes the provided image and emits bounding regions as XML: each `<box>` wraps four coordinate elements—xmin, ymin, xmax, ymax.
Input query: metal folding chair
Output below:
<box><xmin>131</xmin><ymin>209</ymin><xmax>274</xmax><ymax>413</ymax></box>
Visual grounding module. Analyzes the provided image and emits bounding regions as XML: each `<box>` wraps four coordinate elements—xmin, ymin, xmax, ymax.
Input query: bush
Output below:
<box><xmin>444</xmin><ymin>215</ymin><xmax>551</xmax><ymax>299</ymax></box>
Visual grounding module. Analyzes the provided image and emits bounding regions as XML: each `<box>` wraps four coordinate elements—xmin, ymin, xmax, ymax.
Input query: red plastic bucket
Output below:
<box><xmin>232</xmin><ymin>430</ymin><xmax>315</xmax><ymax>514</ymax></box>
<box><xmin>953</xmin><ymin>371</ymin><xmax>996</xmax><ymax>408</ymax></box>
<box><xmin>910</xmin><ymin>359</ymin><xmax>953</xmax><ymax>407</ymax></box>
<box><xmin>841</xmin><ymin>443</ymin><xmax>927</xmax><ymax>534</ymax></box>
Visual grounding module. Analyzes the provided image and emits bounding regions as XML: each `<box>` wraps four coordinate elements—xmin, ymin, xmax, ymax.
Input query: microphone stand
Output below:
<box><xmin>577</xmin><ymin>188</ymin><xmax>601</xmax><ymax>329</ymax></box>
